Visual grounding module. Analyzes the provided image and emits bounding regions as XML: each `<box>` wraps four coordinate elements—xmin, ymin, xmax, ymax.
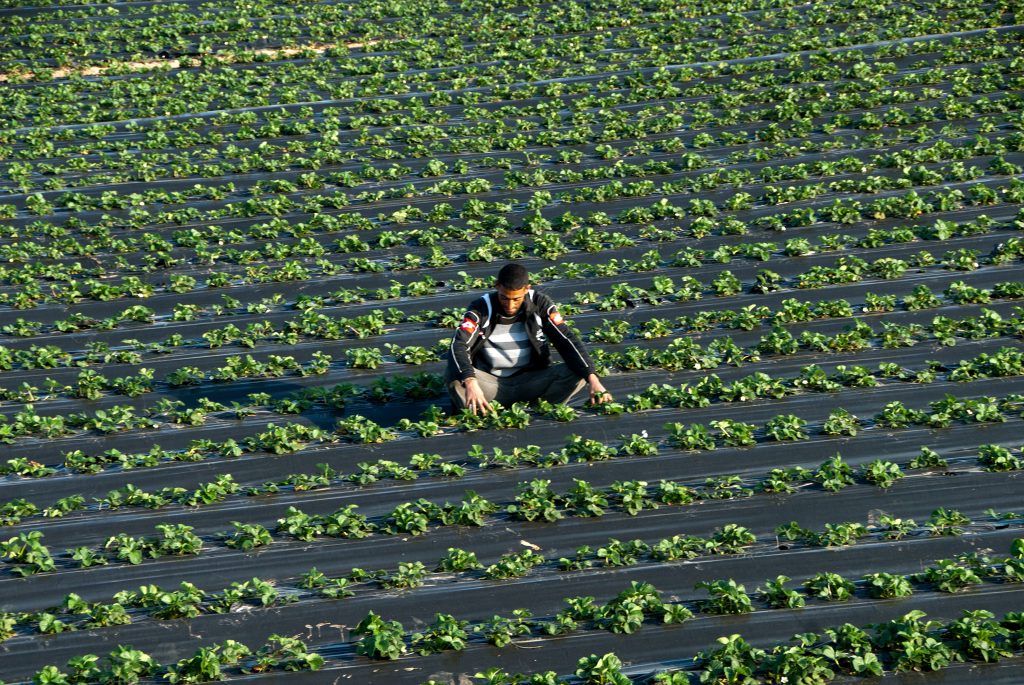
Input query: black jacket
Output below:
<box><xmin>448</xmin><ymin>289</ymin><xmax>596</xmax><ymax>382</ymax></box>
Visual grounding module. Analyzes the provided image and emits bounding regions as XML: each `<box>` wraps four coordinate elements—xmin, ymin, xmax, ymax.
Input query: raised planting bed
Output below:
<box><xmin>1</xmin><ymin>1</ymin><xmax>1024</xmax><ymax>683</ymax></box>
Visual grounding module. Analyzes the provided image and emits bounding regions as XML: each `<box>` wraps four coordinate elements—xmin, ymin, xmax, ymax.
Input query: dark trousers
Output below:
<box><xmin>445</xmin><ymin>363</ymin><xmax>587</xmax><ymax>410</ymax></box>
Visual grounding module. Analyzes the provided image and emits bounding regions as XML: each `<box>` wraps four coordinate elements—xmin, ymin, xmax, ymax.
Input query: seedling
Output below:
<box><xmin>814</xmin><ymin>454</ymin><xmax>855</xmax><ymax>492</ymax></box>
<box><xmin>698</xmin><ymin>578</ymin><xmax>753</xmax><ymax>614</ymax></box>
<box><xmin>861</xmin><ymin>460</ymin><xmax>904</xmax><ymax>488</ymax></box>
<box><xmin>224</xmin><ymin>522</ymin><xmax>273</xmax><ymax>550</ymax></box>
<box><xmin>804</xmin><ymin>572</ymin><xmax>856</xmax><ymax>601</ymax></box>
<box><xmin>757</xmin><ymin>575</ymin><xmax>805</xmax><ymax>609</ymax></box>
<box><xmin>353</xmin><ymin>612</ymin><xmax>407</xmax><ymax>660</ymax></box>
<box><xmin>863</xmin><ymin>572</ymin><xmax>914</xmax><ymax>598</ymax></box>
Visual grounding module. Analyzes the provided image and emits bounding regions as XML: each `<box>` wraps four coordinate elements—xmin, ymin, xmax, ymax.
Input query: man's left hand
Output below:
<box><xmin>587</xmin><ymin>374</ymin><xmax>611</xmax><ymax>404</ymax></box>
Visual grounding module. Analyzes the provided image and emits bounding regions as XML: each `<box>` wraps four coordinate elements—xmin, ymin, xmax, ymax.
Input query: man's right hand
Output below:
<box><xmin>463</xmin><ymin>377</ymin><xmax>492</xmax><ymax>414</ymax></box>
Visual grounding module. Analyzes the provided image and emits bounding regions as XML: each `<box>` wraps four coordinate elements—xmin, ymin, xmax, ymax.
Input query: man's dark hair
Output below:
<box><xmin>497</xmin><ymin>263</ymin><xmax>530</xmax><ymax>290</ymax></box>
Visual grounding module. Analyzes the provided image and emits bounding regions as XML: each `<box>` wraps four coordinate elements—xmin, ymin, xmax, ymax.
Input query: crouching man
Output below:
<box><xmin>445</xmin><ymin>262</ymin><xmax>612</xmax><ymax>414</ymax></box>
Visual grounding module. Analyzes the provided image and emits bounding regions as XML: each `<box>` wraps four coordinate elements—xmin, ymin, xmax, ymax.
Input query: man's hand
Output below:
<box><xmin>463</xmin><ymin>377</ymin><xmax>492</xmax><ymax>414</ymax></box>
<box><xmin>587</xmin><ymin>373</ymin><xmax>612</xmax><ymax>404</ymax></box>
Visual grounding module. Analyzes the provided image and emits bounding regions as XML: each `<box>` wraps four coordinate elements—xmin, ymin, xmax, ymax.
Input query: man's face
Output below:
<box><xmin>496</xmin><ymin>284</ymin><xmax>529</xmax><ymax>316</ymax></box>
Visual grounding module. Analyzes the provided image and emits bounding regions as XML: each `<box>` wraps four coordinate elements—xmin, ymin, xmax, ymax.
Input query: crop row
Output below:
<box><xmin>587</xmin><ymin>304</ymin><xmax>1023</xmax><ymax>374</ymax></box>
<box><xmin>0</xmin><ymin>522</ymin><xmax>786</xmax><ymax>633</ymax></box>
<box><xmin>4</xmin><ymin>57</ymin><xmax>1000</xmax><ymax>171</ymax></box>
<box><xmin>0</xmin><ymin>290</ymin><xmax>1020</xmax><ymax>413</ymax></box>
<box><xmin>196</xmin><ymin>541</ymin><xmax>1024</xmax><ymax>658</ymax></box>
<box><xmin>7</xmin><ymin>27</ymin><xmax>1015</xmax><ymax>153</ymax></box>
<box><xmin>5</xmin><ymin>23</ymin><xmax>1014</xmax><ymax>127</ymax></box>
<box><xmin>6</xmin><ymin>537</ymin><xmax>1022</xmax><ymax>665</ymax></box>
<box><xmin>12</xmin><ymin>113</ymin><xmax>1022</xmax><ymax>212</ymax></box>
<box><xmin>8</xmin><ymin>367</ymin><xmax>1014</xmax><ymax>478</ymax></box>
<box><xmin>2</xmin><ymin>0</ymin><xmax>873</xmax><ymax>67</ymax></box>
<box><xmin>4</xmin><ymin>431</ymin><xmax>1020</xmax><ymax>577</ymax></box>
<box><xmin>1</xmin><ymin>263</ymin><xmax>1019</xmax><ymax>369</ymax></box>
<box><xmin>0</xmin><ymin>315</ymin><xmax>1011</xmax><ymax>436</ymax></box>
<box><xmin>23</xmin><ymin>634</ymin><xmax>321</xmax><ymax>684</ymax></box>
<box><xmin>21</xmin><ymin>64</ymin><xmax>1010</xmax><ymax>170</ymax></box>
<box><xmin>466</xmin><ymin>606</ymin><xmax>1024</xmax><ymax>685</ymax></box>
<box><xmin>5</xmin><ymin>117</ymin><xmax>1016</xmax><ymax>211</ymax></box>
<box><xmin>0</xmin><ymin>373</ymin><xmax>1018</xmax><ymax>527</ymax></box>
<box><xmin>7</xmin><ymin>53</ymin><xmax>1021</xmax><ymax>196</ymax></box>
<box><xmin>7</xmin><ymin>168</ymin><xmax>1017</xmax><ymax>308</ymax></box>
<box><xmin>1</xmin><ymin>0</ymin><xmax>701</xmax><ymax>64</ymax></box>
<box><xmin>6</xmin><ymin>131</ymin><xmax>1022</xmax><ymax>273</ymax></box>
<box><xmin>1</xmin><ymin>210</ymin><xmax>1015</xmax><ymax>321</ymax></box>
<box><xmin>1</xmin><ymin>346</ymin><xmax>1020</xmax><ymax>482</ymax></box>
<box><xmin>6</xmin><ymin>115</ymin><xmax>1020</xmax><ymax>242</ymax></box>
<box><xmin>8</xmin><ymin>60</ymin><xmax>1015</xmax><ymax>198</ymax></box>
<box><xmin>14</xmin><ymin>558</ymin><xmax>1024</xmax><ymax>685</ymax></box>
<box><xmin>11</xmin><ymin>116</ymin><xmax>1020</xmax><ymax>230</ymax></box>
<box><xmin>0</xmin><ymin>334</ymin><xmax>1021</xmax><ymax>448</ymax></box>
<box><xmin>8</xmin><ymin>109</ymin><xmax>1022</xmax><ymax>244</ymax></box>
<box><xmin>2</xmin><ymin>405</ymin><xmax>1015</xmax><ymax>524</ymax></box>
<box><xmin>2</xmin><ymin>198</ymin><xmax>1021</xmax><ymax>315</ymax></box>
<box><xmin>4</xmin><ymin>2</ymin><xmax>1013</xmax><ymax>127</ymax></box>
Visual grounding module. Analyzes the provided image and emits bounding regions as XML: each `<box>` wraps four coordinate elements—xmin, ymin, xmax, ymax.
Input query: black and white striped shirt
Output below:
<box><xmin>479</xmin><ymin>311</ymin><xmax>532</xmax><ymax>376</ymax></box>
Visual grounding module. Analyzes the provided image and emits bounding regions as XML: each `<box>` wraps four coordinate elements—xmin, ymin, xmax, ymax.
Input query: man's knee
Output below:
<box><xmin>444</xmin><ymin>364</ymin><xmax>466</xmax><ymax>409</ymax></box>
<box><xmin>447</xmin><ymin>368</ymin><xmax>502</xmax><ymax>409</ymax></box>
<box><xmin>543</xmin><ymin>364</ymin><xmax>587</xmax><ymax>404</ymax></box>
<box><xmin>447</xmin><ymin>380</ymin><xmax>467</xmax><ymax>410</ymax></box>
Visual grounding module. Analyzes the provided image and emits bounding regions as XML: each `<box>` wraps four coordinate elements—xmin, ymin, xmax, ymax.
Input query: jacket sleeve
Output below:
<box><xmin>449</xmin><ymin>299</ymin><xmax>484</xmax><ymax>382</ymax></box>
<box><xmin>536</xmin><ymin>293</ymin><xmax>596</xmax><ymax>379</ymax></box>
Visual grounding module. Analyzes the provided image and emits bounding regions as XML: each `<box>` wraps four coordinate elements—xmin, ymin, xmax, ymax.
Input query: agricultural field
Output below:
<box><xmin>2</xmin><ymin>0</ymin><xmax>1024</xmax><ymax>682</ymax></box>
